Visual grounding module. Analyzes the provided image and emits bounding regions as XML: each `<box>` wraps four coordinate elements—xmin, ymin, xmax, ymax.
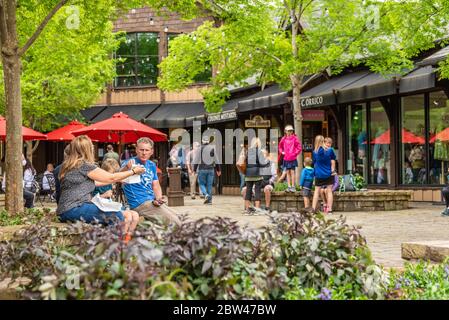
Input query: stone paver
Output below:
<box><xmin>34</xmin><ymin>196</ymin><xmax>449</xmax><ymax>269</ymax></box>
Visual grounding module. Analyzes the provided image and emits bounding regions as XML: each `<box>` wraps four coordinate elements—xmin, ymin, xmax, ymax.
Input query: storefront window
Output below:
<box><xmin>429</xmin><ymin>91</ymin><xmax>449</xmax><ymax>185</ymax></box>
<box><xmin>401</xmin><ymin>95</ymin><xmax>426</xmax><ymax>184</ymax></box>
<box><xmin>370</xmin><ymin>101</ymin><xmax>390</xmax><ymax>184</ymax></box>
<box><xmin>347</xmin><ymin>104</ymin><xmax>368</xmax><ymax>180</ymax></box>
<box><xmin>115</xmin><ymin>33</ymin><xmax>159</xmax><ymax>87</ymax></box>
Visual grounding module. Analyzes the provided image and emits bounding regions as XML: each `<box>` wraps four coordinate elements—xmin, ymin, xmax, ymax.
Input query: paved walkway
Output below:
<box><xmin>38</xmin><ymin>196</ymin><xmax>449</xmax><ymax>269</ymax></box>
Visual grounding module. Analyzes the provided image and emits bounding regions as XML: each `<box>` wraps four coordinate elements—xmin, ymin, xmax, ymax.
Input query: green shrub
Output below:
<box><xmin>0</xmin><ymin>211</ymin><xmax>385</xmax><ymax>300</ymax></box>
<box><xmin>0</xmin><ymin>208</ymin><xmax>57</xmax><ymax>226</ymax></box>
<box><xmin>386</xmin><ymin>260</ymin><xmax>449</xmax><ymax>300</ymax></box>
<box><xmin>259</xmin><ymin>211</ymin><xmax>387</xmax><ymax>299</ymax></box>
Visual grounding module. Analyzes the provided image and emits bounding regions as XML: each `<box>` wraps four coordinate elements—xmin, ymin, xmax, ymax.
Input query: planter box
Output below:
<box><xmin>270</xmin><ymin>190</ymin><xmax>412</xmax><ymax>212</ymax></box>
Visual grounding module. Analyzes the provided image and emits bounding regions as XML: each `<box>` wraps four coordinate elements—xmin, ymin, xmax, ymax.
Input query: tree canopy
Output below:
<box><xmin>157</xmin><ymin>0</ymin><xmax>449</xmax><ymax>112</ymax></box>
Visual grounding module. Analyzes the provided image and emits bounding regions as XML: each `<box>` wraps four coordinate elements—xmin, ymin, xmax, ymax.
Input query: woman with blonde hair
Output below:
<box><xmin>311</xmin><ymin>135</ymin><xmax>336</xmax><ymax>214</ymax></box>
<box><xmin>57</xmin><ymin>135</ymin><xmax>146</xmax><ymax>243</ymax></box>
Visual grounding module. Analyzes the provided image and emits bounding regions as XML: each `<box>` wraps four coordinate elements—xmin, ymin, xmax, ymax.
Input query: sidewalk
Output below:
<box><xmin>38</xmin><ymin>196</ymin><xmax>449</xmax><ymax>268</ymax></box>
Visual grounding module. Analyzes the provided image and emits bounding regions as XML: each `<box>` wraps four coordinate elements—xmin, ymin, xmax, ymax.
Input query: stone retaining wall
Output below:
<box><xmin>270</xmin><ymin>190</ymin><xmax>412</xmax><ymax>212</ymax></box>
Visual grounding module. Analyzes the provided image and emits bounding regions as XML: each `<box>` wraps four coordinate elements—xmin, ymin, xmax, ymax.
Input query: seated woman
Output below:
<box><xmin>57</xmin><ymin>135</ymin><xmax>145</xmax><ymax>243</ymax></box>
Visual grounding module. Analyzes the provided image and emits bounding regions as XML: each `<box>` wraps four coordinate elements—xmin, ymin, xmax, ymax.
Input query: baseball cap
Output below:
<box><xmin>284</xmin><ymin>125</ymin><xmax>294</xmax><ymax>132</ymax></box>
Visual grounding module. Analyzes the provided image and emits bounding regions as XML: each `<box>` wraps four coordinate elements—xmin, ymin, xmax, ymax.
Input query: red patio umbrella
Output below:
<box><xmin>71</xmin><ymin>112</ymin><xmax>167</xmax><ymax>143</ymax></box>
<box><xmin>369</xmin><ymin>129</ymin><xmax>425</xmax><ymax>145</ymax></box>
<box><xmin>430</xmin><ymin>128</ymin><xmax>449</xmax><ymax>143</ymax></box>
<box><xmin>46</xmin><ymin>120</ymin><xmax>87</xmax><ymax>141</ymax></box>
<box><xmin>0</xmin><ymin>116</ymin><xmax>47</xmax><ymax>140</ymax></box>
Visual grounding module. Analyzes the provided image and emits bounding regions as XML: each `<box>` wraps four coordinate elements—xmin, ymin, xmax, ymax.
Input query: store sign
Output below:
<box><xmin>302</xmin><ymin>110</ymin><xmax>325</xmax><ymax>121</ymax></box>
<box><xmin>245</xmin><ymin>115</ymin><xmax>271</xmax><ymax>128</ymax></box>
<box><xmin>300</xmin><ymin>96</ymin><xmax>324</xmax><ymax>107</ymax></box>
<box><xmin>207</xmin><ymin>110</ymin><xmax>237</xmax><ymax>123</ymax></box>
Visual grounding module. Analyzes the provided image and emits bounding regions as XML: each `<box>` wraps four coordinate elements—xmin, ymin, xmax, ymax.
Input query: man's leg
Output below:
<box><xmin>189</xmin><ymin>172</ymin><xmax>197</xmax><ymax>198</ymax></box>
<box><xmin>198</xmin><ymin>170</ymin><xmax>207</xmax><ymax>198</ymax></box>
<box><xmin>134</xmin><ymin>201</ymin><xmax>181</xmax><ymax>226</ymax></box>
<box><xmin>206</xmin><ymin>170</ymin><xmax>215</xmax><ymax>201</ymax></box>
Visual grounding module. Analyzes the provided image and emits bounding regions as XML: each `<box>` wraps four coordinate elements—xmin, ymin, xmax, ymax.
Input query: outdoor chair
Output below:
<box><xmin>39</xmin><ymin>173</ymin><xmax>56</xmax><ymax>203</ymax></box>
<box><xmin>113</xmin><ymin>182</ymin><xmax>128</xmax><ymax>208</ymax></box>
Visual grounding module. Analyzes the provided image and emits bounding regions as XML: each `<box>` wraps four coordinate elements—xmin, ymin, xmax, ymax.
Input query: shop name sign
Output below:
<box><xmin>245</xmin><ymin>115</ymin><xmax>271</xmax><ymax>128</ymax></box>
<box><xmin>207</xmin><ymin>110</ymin><xmax>237</xmax><ymax>123</ymax></box>
<box><xmin>300</xmin><ymin>96</ymin><xmax>324</xmax><ymax>107</ymax></box>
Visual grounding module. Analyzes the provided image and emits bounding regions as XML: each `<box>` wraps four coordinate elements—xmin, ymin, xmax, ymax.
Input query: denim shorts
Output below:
<box><xmin>283</xmin><ymin>160</ymin><xmax>298</xmax><ymax>170</ymax></box>
<box><xmin>59</xmin><ymin>202</ymin><xmax>124</xmax><ymax>225</ymax></box>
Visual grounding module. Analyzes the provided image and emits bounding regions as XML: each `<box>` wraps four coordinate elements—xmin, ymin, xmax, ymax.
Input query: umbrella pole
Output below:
<box><xmin>118</xmin><ymin>132</ymin><xmax>123</xmax><ymax>161</ymax></box>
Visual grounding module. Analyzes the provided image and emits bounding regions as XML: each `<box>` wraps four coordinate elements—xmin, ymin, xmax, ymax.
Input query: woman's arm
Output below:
<box><xmin>95</xmin><ymin>181</ymin><xmax>111</xmax><ymax>187</ymax></box>
<box><xmin>87</xmin><ymin>166</ymin><xmax>144</xmax><ymax>184</ymax></box>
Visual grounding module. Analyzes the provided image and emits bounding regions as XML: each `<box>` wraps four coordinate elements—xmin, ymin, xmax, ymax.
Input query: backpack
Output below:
<box><xmin>339</xmin><ymin>174</ymin><xmax>356</xmax><ymax>192</ymax></box>
<box><xmin>331</xmin><ymin>175</ymin><xmax>340</xmax><ymax>192</ymax></box>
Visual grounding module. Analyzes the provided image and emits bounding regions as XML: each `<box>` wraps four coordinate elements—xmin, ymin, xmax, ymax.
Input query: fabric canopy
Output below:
<box><xmin>72</xmin><ymin>112</ymin><xmax>167</xmax><ymax>143</ymax></box>
<box><xmin>46</xmin><ymin>120</ymin><xmax>86</xmax><ymax>141</ymax></box>
<box><xmin>430</xmin><ymin>128</ymin><xmax>449</xmax><ymax>143</ymax></box>
<box><xmin>368</xmin><ymin>129</ymin><xmax>425</xmax><ymax>144</ymax></box>
<box><xmin>0</xmin><ymin>116</ymin><xmax>47</xmax><ymax>140</ymax></box>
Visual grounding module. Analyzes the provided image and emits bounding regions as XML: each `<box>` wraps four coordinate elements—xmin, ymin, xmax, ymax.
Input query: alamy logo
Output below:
<box><xmin>65</xmin><ymin>5</ymin><xmax>80</xmax><ymax>30</ymax></box>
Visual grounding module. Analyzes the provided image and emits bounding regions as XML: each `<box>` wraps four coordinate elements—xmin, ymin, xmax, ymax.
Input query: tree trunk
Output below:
<box><xmin>291</xmin><ymin>75</ymin><xmax>304</xmax><ymax>173</ymax></box>
<box><xmin>25</xmin><ymin>140</ymin><xmax>40</xmax><ymax>164</ymax></box>
<box><xmin>290</xmin><ymin>9</ymin><xmax>304</xmax><ymax>176</ymax></box>
<box><xmin>0</xmin><ymin>0</ymin><xmax>24</xmax><ymax>213</ymax></box>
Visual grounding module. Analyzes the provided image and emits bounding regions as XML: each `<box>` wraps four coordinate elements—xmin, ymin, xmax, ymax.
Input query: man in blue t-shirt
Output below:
<box><xmin>121</xmin><ymin>137</ymin><xmax>181</xmax><ymax>226</ymax></box>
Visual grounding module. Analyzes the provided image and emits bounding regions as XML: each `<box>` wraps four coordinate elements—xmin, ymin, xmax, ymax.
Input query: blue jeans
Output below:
<box><xmin>239</xmin><ymin>173</ymin><xmax>246</xmax><ymax>191</ymax></box>
<box><xmin>59</xmin><ymin>202</ymin><xmax>124</xmax><ymax>225</ymax></box>
<box><xmin>198</xmin><ymin>169</ymin><xmax>215</xmax><ymax>200</ymax></box>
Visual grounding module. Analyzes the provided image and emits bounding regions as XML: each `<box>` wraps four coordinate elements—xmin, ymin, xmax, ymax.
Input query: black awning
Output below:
<box><xmin>90</xmin><ymin>104</ymin><xmax>160</xmax><ymax>123</ymax></box>
<box><xmin>237</xmin><ymin>84</ymin><xmax>289</xmax><ymax>113</ymax></box>
<box><xmin>207</xmin><ymin>97</ymin><xmax>238</xmax><ymax>124</ymax></box>
<box><xmin>418</xmin><ymin>46</ymin><xmax>449</xmax><ymax>67</ymax></box>
<box><xmin>80</xmin><ymin>105</ymin><xmax>107</xmax><ymax>121</ymax></box>
<box><xmin>300</xmin><ymin>71</ymin><xmax>370</xmax><ymax>108</ymax></box>
<box><xmin>144</xmin><ymin>102</ymin><xmax>206</xmax><ymax>128</ymax></box>
<box><xmin>337</xmin><ymin>73</ymin><xmax>398</xmax><ymax>103</ymax></box>
<box><xmin>399</xmin><ymin>66</ymin><xmax>436</xmax><ymax>94</ymax></box>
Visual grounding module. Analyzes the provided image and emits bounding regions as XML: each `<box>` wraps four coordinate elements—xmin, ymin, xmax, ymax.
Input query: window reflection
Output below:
<box><xmin>370</xmin><ymin>101</ymin><xmax>390</xmax><ymax>184</ymax></box>
<box><xmin>347</xmin><ymin>104</ymin><xmax>368</xmax><ymax>180</ymax></box>
<box><xmin>401</xmin><ymin>95</ymin><xmax>425</xmax><ymax>184</ymax></box>
<box><xmin>429</xmin><ymin>91</ymin><xmax>449</xmax><ymax>185</ymax></box>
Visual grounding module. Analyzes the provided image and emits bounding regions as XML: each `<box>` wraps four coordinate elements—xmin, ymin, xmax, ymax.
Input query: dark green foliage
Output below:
<box><xmin>0</xmin><ymin>210</ymin><xmax>385</xmax><ymax>300</ymax></box>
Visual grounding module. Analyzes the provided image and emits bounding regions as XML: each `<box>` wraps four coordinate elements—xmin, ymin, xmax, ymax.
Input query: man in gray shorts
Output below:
<box><xmin>121</xmin><ymin>137</ymin><xmax>181</xmax><ymax>226</ymax></box>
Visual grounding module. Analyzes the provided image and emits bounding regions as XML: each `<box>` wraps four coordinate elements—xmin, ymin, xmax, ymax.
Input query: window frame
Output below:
<box><xmin>114</xmin><ymin>32</ymin><xmax>159</xmax><ymax>88</ymax></box>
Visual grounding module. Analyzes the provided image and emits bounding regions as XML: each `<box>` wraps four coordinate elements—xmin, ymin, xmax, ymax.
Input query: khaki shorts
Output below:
<box><xmin>134</xmin><ymin>201</ymin><xmax>181</xmax><ymax>226</ymax></box>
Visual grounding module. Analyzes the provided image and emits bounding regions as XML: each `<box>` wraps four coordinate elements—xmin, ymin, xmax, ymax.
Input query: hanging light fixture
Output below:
<box><xmin>149</xmin><ymin>17</ymin><xmax>154</xmax><ymax>25</ymax></box>
<box><xmin>164</xmin><ymin>26</ymin><xmax>168</xmax><ymax>32</ymax></box>
<box><xmin>156</xmin><ymin>35</ymin><xmax>160</xmax><ymax>43</ymax></box>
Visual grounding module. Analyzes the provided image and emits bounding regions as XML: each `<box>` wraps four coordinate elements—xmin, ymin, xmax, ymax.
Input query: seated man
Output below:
<box><xmin>241</xmin><ymin>150</ymin><xmax>277</xmax><ymax>214</ymax></box>
<box><xmin>121</xmin><ymin>137</ymin><xmax>181</xmax><ymax>226</ymax></box>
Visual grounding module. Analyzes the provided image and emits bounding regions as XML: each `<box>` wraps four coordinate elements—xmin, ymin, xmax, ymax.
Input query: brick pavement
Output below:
<box><xmin>37</xmin><ymin>196</ymin><xmax>449</xmax><ymax>269</ymax></box>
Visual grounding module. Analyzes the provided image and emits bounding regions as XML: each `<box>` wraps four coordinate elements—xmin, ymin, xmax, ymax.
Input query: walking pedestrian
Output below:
<box><xmin>195</xmin><ymin>136</ymin><xmax>221</xmax><ymax>205</ymax></box>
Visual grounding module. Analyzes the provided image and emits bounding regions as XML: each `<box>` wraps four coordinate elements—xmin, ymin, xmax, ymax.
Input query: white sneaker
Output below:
<box><xmin>243</xmin><ymin>207</ymin><xmax>256</xmax><ymax>215</ymax></box>
<box><xmin>253</xmin><ymin>207</ymin><xmax>268</xmax><ymax>215</ymax></box>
